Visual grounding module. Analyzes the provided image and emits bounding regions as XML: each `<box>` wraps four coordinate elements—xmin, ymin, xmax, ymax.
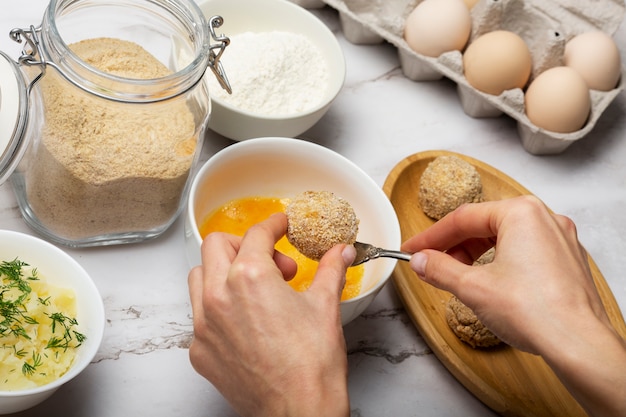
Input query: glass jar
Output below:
<box><xmin>0</xmin><ymin>0</ymin><xmax>230</xmax><ymax>247</ymax></box>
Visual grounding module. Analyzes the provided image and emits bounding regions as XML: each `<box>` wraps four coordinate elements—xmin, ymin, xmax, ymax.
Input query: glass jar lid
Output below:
<box><xmin>0</xmin><ymin>51</ymin><xmax>28</xmax><ymax>185</ymax></box>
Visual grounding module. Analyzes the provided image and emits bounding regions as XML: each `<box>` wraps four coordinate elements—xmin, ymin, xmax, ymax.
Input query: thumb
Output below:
<box><xmin>309</xmin><ymin>244</ymin><xmax>355</xmax><ymax>299</ymax></box>
<box><xmin>410</xmin><ymin>249</ymin><xmax>475</xmax><ymax>296</ymax></box>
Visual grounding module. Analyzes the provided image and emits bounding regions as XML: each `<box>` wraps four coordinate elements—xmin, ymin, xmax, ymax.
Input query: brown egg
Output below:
<box><xmin>524</xmin><ymin>66</ymin><xmax>591</xmax><ymax>133</ymax></box>
<box><xmin>404</xmin><ymin>0</ymin><xmax>472</xmax><ymax>58</ymax></box>
<box><xmin>463</xmin><ymin>30</ymin><xmax>532</xmax><ymax>95</ymax></box>
<box><xmin>564</xmin><ymin>31</ymin><xmax>622</xmax><ymax>91</ymax></box>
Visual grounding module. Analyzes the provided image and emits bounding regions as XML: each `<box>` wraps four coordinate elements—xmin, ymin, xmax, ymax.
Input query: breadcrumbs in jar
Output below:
<box><xmin>24</xmin><ymin>38</ymin><xmax>197</xmax><ymax>242</ymax></box>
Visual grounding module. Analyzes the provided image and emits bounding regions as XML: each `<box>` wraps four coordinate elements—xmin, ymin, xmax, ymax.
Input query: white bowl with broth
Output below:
<box><xmin>185</xmin><ymin>137</ymin><xmax>401</xmax><ymax>325</ymax></box>
<box><xmin>197</xmin><ymin>0</ymin><xmax>346</xmax><ymax>141</ymax></box>
<box><xmin>0</xmin><ymin>230</ymin><xmax>105</xmax><ymax>414</ymax></box>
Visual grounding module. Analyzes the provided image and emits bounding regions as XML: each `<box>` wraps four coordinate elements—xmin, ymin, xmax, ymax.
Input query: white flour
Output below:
<box><xmin>209</xmin><ymin>31</ymin><xmax>329</xmax><ymax>115</ymax></box>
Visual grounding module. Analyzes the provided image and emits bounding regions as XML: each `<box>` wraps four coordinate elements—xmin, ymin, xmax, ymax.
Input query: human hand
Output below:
<box><xmin>401</xmin><ymin>196</ymin><xmax>626</xmax><ymax>417</ymax></box>
<box><xmin>188</xmin><ymin>213</ymin><xmax>354</xmax><ymax>417</ymax></box>
<box><xmin>401</xmin><ymin>195</ymin><xmax>608</xmax><ymax>352</ymax></box>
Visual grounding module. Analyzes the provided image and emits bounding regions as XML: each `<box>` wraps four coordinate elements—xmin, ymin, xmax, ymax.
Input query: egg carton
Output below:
<box><xmin>291</xmin><ymin>0</ymin><xmax>626</xmax><ymax>155</ymax></box>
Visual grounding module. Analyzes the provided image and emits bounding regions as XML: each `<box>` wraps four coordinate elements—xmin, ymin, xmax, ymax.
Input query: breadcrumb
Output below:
<box><xmin>446</xmin><ymin>295</ymin><xmax>502</xmax><ymax>348</ymax></box>
<box><xmin>285</xmin><ymin>191</ymin><xmax>359</xmax><ymax>261</ymax></box>
<box><xmin>419</xmin><ymin>155</ymin><xmax>483</xmax><ymax>220</ymax></box>
<box><xmin>445</xmin><ymin>247</ymin><xmax>502</xmax><ymax>349</ymax></box>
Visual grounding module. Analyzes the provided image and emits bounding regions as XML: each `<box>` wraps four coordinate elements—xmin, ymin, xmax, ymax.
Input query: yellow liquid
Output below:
<box><xmin>199</xmin><ymin>196</ymin><xmax>363</xmax><ymax>301</ymax></box>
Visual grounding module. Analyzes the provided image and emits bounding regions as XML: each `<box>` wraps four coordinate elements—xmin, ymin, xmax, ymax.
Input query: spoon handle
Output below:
<box><xmin>375</xmin><ymin>248</ymin><xmax>412</xmax><ymax>262</ymax></box>
<box><xmin>352</xmin><ymin>242</ymin><xmax>412</xmax><ymax>266</ymax></box>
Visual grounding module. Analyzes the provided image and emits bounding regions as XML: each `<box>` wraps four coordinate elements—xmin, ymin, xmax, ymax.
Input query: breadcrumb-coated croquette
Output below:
<box><xmin>446</xmin><ymin>295</ymin><xmax>502</xmax><ymax>348</ymax></box>
<box><xmin>445</xmin><ymin>248</ymin><xmax>502</xmax><ymax>349</ymax></box>
<box><xmin>419</xmin><ymin>155</ymin><xmax>483</xmax><ymax>220</ymax></box>
<box><xmin>285</xmin><ymin>191</ymin><xmax>359</xmax><ymax>261</ymax></box>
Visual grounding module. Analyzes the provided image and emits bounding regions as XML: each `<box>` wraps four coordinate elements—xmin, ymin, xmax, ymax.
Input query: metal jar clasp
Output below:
<box><xmin>207</xmin><ymin>15</ymin><xmax>232</xmax><ymax>94</ymax></box>
<box><xmin>9</xmin><ymin>25</ymin><xmax>46</xmax><ymax>94</ymax></box>
<box><xmin>9</xmin><ymin>17</ymin><xmax>232</xmax><ymax>96</ymax></box>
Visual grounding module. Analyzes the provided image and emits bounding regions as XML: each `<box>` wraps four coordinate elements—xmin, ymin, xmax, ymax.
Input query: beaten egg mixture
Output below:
<box><xmin>0</xmin><ymin>259</ymin><xmax>84</xmax><ymax>390</ymax></box>
<box><xmin>200</xmin><ymin>196</ymin><xmax>364</xmax><ymax>301</ymax></box>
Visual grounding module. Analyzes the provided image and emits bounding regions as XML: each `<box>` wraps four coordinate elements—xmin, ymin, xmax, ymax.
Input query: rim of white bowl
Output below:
<box><xmin>200</xmin><ymin>0</ymin><xmax>346</xmax><ymax>119</ymax></box>
<box><xmin>187</xmin><ymin>137</ymin><xmax>401</xmax><ymax>304</ymax></box>
<box><xmin>0</xmin><ymin>230</ymin><xmax>105</xmax><ymax>397</ymax></box>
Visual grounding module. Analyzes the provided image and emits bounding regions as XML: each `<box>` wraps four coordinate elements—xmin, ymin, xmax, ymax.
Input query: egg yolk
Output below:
<box><xmin>199</xmin><ymin>196</ymin><xmax>363</xmax><ymax>301</ymax></box>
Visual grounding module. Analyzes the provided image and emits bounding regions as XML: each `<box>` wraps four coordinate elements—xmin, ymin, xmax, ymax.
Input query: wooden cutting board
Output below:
<box><xmin>383</xmin><ymin>150</ymin><xmax>626</xmax><ymax>417</ymax></box>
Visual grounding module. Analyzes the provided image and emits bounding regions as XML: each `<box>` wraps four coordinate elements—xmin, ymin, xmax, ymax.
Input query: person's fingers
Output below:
<box><xmin>199</xmin><ymin>231</ymin><xmax>241</xmax><ymax>287</ymax></box>
<box><xmin>401</xmin><ymin>197</ymin><xmax>550</xmax><ymax>253</ymax></box>
<box><xmin>226</xmin><ymin>213</ymin><xmax>289</xmax><ymax>285</ymax></box>
<box><xmin>309</xmin><ymin>244</ymin><xmax>354</xmax><ymax>300</ymax></box>
<box><xmin>273</xmin><ymin>250</ymin><xmax>297</xmax><ymax>281</ymax></box>
<box><xmin>410</xmin><ymin>249</ymin><xmax>486</xmax><ymax>300</ymax></box>
<box><xmin>401</xmin><ymin>201</ymin><xmax>499</xmax><ymax>253</ymax></box>
<box><xmin>236</xmin><ymin>213</ymin><xmax>288</xmax><ymax>263</ymax></box>
<box><xmin>188</xmin><ymin>265</ymin><xmax>205</xmax><ymax>320</ymax></box>
<box><xmin>444</xmin><ymin>237</ymin><xmax>496</xmax><ymax>265</ymax></box>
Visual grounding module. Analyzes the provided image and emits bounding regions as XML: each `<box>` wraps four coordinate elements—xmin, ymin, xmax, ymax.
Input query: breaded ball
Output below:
<box><xmin>445</xmin><ymin>295</ymin><xmax>502</xmax><ymax>348</ymax></box>
<box><xmin>446</xmin><ymin>247</ymin><xmax>501</xmax><ymax>349</ymax></box>
<box><xmin>475</xmin><ymin>246</ymin><xmax>495</xmax><ymax>265</ymax></box>
<box><xmin>418</xmin><ymin>156</ymin><xmax>483</xmax><ymax>220</ymax></box>
<box><xmin>285</xmin><ymin>191</ymin><xmax>359</xmax><ymax>261</ymax></box>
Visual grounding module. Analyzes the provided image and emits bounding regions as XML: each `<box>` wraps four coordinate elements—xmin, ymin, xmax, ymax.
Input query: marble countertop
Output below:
<box><xmin>1</xmin><ymin>1</ymin><xmax>625</xmax><ymax>416</ymax></box>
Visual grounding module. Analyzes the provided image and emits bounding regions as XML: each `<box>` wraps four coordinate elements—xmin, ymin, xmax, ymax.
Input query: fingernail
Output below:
<box><xmin>342</xmin><ymin>244</ymin><xmax>356</xmax><ymax>267</ymax></box>
<box><xmin>410</xmin><ymin>252</ymin><xmax>428</xmax><ymax>277</ymax></box>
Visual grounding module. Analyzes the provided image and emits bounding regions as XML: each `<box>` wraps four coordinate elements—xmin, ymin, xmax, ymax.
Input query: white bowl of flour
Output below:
<box><xmin>199</xmin><ymin>0</ymin><xmax>346</xmax><ymax>141</ymax></box>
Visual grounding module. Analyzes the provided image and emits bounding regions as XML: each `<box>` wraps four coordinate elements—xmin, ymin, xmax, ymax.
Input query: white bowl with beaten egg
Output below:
<box><xmin>0</xmin><ymin>231</ymin><xmax>105</xmax><ymax>414</ymax></box>
<box><xmin>185</xmin><ymin>137</ymin><xmax>401</xmax><ymax>325</ymax></box>
<box><xmin>197</xmin><ymin>0</ymin><xmax>346</xmax><ymax>141</ymax></box>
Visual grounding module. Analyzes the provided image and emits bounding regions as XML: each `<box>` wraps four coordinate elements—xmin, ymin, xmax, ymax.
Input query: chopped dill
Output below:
<box><xmin>22</xmin><ymin>352</ymin><xmax>42</xmax><ymax>376</ymax></box>
<box><xmin>0</xmin><ymin>257</ymin><xmax>85</xmax><ymax>378</ymax></box>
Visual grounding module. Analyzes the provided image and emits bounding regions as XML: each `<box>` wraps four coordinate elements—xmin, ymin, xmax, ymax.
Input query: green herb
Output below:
<box><xmin>13</xmin><ymin>346</ymin><xmax>27</xmax><ymax>357</ymax></box>
<box><xmin>0</xmin><ymin>257</ymin><xmax>86</xmax><ymax>378</ymax></box>
<box><xmin>0</xmin><ymin>259</ymin><xmax>35</xmax><ymax>339</ymax></box>
<box><xmin>46</xmin><ymin>312</ymin><xmax>85</xmax><ymax>351</ymax></box>
<box><xmin>22</xmin><ymin>352</ymin><xmax>42</xmax><ymax>376</ymax></box>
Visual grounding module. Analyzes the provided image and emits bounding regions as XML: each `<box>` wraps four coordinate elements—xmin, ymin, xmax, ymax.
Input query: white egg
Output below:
<box><xmin>564</xmin><ymin>31</ymin><xmax>621</xmax><ymax>91</ymax></box>
<box><xmin>524</xmin><ymin>66</ymin><xmax>591</xmax><ymax>133</ymax></box>
<box><xmin>404</xmin><ymin>0</ymin><xmax>472</xmax><ymax>58</ymax></box>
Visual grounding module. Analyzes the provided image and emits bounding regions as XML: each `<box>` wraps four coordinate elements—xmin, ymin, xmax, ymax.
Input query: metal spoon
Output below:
<box><xmin>351</xmin><ymin>241</ymin><xmax>412</xmax><ymax>266</ymax></box>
